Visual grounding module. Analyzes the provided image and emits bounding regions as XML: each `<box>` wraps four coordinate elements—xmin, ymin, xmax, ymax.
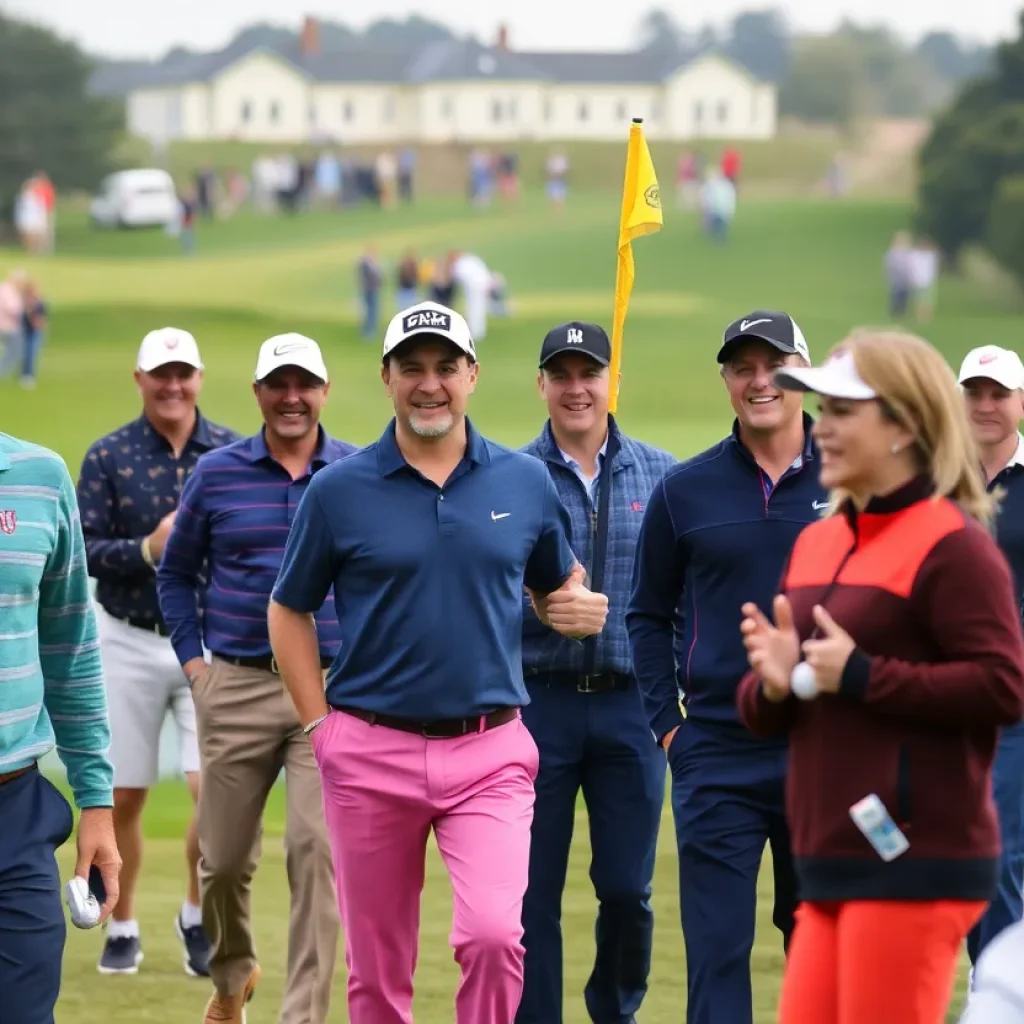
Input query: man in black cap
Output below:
<box><xmin>517</xmin><ymin>321</ymin><xmax>677</xmax><ymax>1024</ymax></box>
<box><xmin>626</xmin><ymin>310</ymin><xmax>826</xmax><ymax>1024</ymax></box>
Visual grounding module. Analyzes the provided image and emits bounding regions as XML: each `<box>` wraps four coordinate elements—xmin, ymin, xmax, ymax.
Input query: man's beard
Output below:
<box><xmin>408</xmin><ymin>410</ymin><xmax>454</xmax><ymax>438</ymax></box>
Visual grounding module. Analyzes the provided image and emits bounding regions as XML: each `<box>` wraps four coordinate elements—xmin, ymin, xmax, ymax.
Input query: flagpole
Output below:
<box><xmin>608</xmin><ymin>119</ymin><xmax>642</xmax><ymax>414</ymax></box>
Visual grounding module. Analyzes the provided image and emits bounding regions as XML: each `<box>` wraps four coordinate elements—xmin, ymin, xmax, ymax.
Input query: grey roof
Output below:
<box><xmin>88</xmin><ymin>40</ymin><xmax>744</xmax><ymax>97</ymax></box>
<box><xmin>515</xmin><ymin>51</ymin><xmax>688</xmax><ymax>85</ymax></box>
<box><xmin>87</xmin><ymin>59</ymin><xmax>159</xmax><ymax>97</ymax></box>
<box><xmin>304</xmin><ymin>48</ymin><xmax>414</xmax><ymax>83</ymax></box>
<box><xmin>404</xmin><ymin>39</ymin><xmax>553</xmax><ymax>83</ymax></box>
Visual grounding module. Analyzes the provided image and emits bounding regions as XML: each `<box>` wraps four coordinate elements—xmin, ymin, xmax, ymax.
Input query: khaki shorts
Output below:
<box><xmin>96</xmin><ymin>604</ymin><xmax>199</xmax><ymax>788</ymax></box>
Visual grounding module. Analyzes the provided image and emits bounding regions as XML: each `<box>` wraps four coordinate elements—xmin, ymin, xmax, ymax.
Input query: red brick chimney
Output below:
<box><xmin>496</xmin><ymin>23</ymin><xmax>510</xmax><ymax>51</ymax></box>
<box><xmin>300</xmin><ymin>16</ymin><xmax>320</xmax><ymax>55</ymax></box>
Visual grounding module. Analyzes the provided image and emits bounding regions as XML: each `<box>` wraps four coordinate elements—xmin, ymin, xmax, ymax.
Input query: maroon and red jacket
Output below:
<box><xmin>737</xmin><ymin>476</ymin><xmax>1024</xmax><ymax>903</ymax></box>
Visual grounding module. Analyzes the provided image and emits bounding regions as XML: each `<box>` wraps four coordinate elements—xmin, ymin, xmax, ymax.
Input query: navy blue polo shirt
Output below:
<box><xmin>272</xmin><ymin>417</ymin><xmax>578</xmax><ymax>719</ymax></box>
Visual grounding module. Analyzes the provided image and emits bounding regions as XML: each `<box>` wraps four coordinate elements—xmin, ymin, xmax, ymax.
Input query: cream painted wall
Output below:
<box><xmin>209</xmin><ymin>51</ymin><xmax>313</xmax><ymax>141</ymax></box>
<box><xmin>410</xmin><ymin>81</ymin><xmax>549</xmax><ymax>142</ymax></box>
<box><xmin>540</xmin><ymin>84</ymin><xmax>664</xmax><ymax>141</ymax></box>
<box><xmin>663</xmin><ymin>55</ymin><xmax>777</xmax><ymax>140</ymax></box>
<box><xmin>311</xmin><ymin>84</ymin><xmax>412</xmax><ymax>142</ymax></box>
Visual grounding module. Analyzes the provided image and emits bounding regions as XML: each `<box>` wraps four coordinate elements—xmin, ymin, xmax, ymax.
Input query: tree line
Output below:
<box><xmin>0</xmin><ymin>14</ymin><xmax>118</xmax><ymax>227</ymax></box>
<box><xmin>914</xmin><ymin>10</ymin><xmax>1024</xmax><ymax>287</ymax></box>
<box><xmin>635</xmin><ymin>8</ymin><xmax>991</xmax><ymax>125</ymax></box>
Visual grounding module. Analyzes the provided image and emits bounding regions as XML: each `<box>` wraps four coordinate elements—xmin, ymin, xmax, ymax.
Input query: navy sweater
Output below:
<box><xmin>626</xmin><ymin>415</ymin><xmax>827</xmax><ymax>742</ymax></box>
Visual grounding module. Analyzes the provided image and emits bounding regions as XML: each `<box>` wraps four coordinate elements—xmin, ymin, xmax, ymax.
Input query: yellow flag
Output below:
<box><xmin>609</xmin><ymin>118</ymin><xmax>663</xmax><ymax>413</ymax></box>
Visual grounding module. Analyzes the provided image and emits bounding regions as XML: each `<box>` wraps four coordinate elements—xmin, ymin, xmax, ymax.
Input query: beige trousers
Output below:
<box><xmin>192</xmin><ymin>656</ymin><xmax>339</xmax><ymax>1023</ymax></box>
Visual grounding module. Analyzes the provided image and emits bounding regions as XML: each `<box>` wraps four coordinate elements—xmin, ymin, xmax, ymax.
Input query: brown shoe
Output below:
<box><xmin>202</xmin><ymin>965</ymin><xmax>261</xmax><ymax>1024</ymax></box>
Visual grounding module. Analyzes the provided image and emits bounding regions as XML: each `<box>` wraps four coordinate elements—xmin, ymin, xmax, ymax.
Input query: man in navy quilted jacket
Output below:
<box><xmin>517</xmin><ymin>320</ymin><xmax>676</xmax><ymax>1024</ymax></box>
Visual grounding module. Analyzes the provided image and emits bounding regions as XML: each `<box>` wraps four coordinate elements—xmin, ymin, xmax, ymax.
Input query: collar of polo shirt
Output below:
<box><xmin>141</xmin><ymin>409</ymin><xmax>216</xmax><ymax>451</ymax></box>
<box><xmin>376</xmin><ymin>417</ymin><xmax>490</xmax><ymax>476</ymax></box>
<box><xmin>251</xmin><ymin>423</ymin><xmax>332</xmax><ymax>465</ymax></box>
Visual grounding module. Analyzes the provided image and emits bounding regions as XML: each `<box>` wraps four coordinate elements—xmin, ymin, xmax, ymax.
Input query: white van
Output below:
<box><xmin>89</xmin><ymin>168</ymin><xmax>179</xmax><ymax>229</ymax></box>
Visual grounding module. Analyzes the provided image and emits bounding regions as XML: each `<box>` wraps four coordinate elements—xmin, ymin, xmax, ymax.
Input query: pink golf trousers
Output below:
<box><xmin>312</xmin><ymin>708</ymin><xmax>539</xmax><ymax>1023</ymax></box>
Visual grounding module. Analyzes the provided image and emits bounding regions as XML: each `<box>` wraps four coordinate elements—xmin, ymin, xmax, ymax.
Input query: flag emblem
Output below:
<box><xmin>609</xmin><ymin>119</ymin><xmax>663</xmax><ymax>413</ymax></box>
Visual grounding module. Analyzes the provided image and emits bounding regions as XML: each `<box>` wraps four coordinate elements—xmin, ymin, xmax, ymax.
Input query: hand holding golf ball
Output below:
<box><xmin>790</xmin><ymin>661</ymin><xmax>819</xmax><ymax>699</ymax></box>
<box><xmin>799</xmin><ymin>604</ymin><xmax>856</xmax><ymax>696</ymax></box>
<box><xmin>743</xmin><ymin>599</ymin><xmax>856</xmax><ymax>701</ymax></box>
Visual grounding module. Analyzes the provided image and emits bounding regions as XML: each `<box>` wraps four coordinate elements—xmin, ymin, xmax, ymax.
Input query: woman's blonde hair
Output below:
<box><xmin>824</xmin><ymin>328</ymin><xmax>997</xmax><ymax>527</ymax></box>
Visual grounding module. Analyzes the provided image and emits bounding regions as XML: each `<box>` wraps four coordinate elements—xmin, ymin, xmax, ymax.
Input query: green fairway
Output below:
<box><xmin>2</xmin><ymin>190</ymin><xmax>1003</xmax><ymax>1020</ymax></box>
<box><xmin>1</xmin><ymin>191</ymin><xmax>1016</xmax><ymax>470</ymax></box>
<box><xmin>51</xmin><ymin>783</ymin><xmax>971</xmax><ymax>1023</ymax></box>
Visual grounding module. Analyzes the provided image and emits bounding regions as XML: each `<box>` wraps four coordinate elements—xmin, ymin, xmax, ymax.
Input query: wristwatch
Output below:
<box><xmin>303</xmin><ymin>713</ymin><xmax>330</xmax><ymax>735</ymax></box>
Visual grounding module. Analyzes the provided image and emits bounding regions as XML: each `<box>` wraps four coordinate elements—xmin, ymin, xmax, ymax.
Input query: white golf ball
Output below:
<box><xmin>790</xmin><ymin>661</ymin><xmax>819</xmax><ymax>700</ymax></box>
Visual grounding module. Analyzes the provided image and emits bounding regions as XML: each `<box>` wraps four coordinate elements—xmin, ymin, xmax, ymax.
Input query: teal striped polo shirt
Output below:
<box><xmin>0</xmin><ymin>432</ymin><xmax>112</xmax><ymax>808</ymax></box>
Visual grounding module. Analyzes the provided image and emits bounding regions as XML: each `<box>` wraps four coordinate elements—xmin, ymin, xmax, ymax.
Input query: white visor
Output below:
<box><xmin>774</xmin><ymin>350</ymin><xmax>877</xmax><ymax>400</ymax></box>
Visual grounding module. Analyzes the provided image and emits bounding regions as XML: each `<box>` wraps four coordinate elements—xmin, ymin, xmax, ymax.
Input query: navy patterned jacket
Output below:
<box><xmin>520</xmin><ymin>415</ymin><xmax>677</xmax><ymax>678</ymax></box>
<box><xmin>77</xmin><ymin>411</ymin><xmax>240</xmax><ymax>629</ymax></box>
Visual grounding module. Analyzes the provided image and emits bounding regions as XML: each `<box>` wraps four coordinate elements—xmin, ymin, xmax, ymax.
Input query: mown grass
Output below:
<box><xmin>6</xmin><ymin>190</ymin><xmax>1004</xmax><ymax>1020</ymax></box>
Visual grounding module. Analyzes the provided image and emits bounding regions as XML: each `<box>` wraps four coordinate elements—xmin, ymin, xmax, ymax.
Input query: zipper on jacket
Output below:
<box><xmin>812</xmin><ymin>540</ymin><xmax>858</xmax><ymax>615</ymax></box>
<box><xmin>896</xmin><ymin>746</ymin><xmax>912</xmax><ymax>826</ymax></box>
<box><xmin>582</xmin><ymin>504</ymin><xmax>599</xmax><ymax>674</ymax></box>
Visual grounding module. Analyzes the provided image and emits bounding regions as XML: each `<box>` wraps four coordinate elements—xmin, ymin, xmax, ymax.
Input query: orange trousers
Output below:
<box><xmin>779</xmin><ymin>899</ymin><xmax>986</xmax><ymax>1024</ymax></box>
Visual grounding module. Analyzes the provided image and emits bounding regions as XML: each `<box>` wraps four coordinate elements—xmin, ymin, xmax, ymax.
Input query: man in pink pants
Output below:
<box><xmin>267</xmin><ymin>301</ymin><xmax>609</xmax><ymax>1023</ymax></box>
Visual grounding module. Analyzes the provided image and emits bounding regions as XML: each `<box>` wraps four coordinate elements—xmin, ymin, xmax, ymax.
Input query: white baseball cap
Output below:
<box><xmin>136</xmin><ymin>327</ymin><xmax>203</xmax><ymax>373</ymax></box>
<box><xmin>957</xmin><ymin>345</ymin><xmax>1024</xmax><ymax>391</ymax></box>
<box><xmin>382</xmin><ymin>301</ymin><xmax>476</xmax><ymax>362</ymax></box>
<box><xmin>254</xmin><ymin>333</ymin><xmax>329</xmax><ymax>383</ymax></box>
<box><xmin>774</xmin><ymin>349</ymin><xmax>878</xmax><ymax>400</ymax></box>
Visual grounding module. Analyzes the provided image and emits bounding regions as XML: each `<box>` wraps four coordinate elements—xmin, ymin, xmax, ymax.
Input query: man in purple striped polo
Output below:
<box><xmin>157</xmin><ymin>334</ymin><xmax>357</xmax><ymax>1024</ymax></box>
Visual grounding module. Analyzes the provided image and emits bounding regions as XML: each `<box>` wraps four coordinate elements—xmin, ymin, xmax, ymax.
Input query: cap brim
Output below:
<box><xmin>539</xmin><ymin>346</ymin><xmax>610</xmax><ymax>367</ymax></box>
<box><xmin>138</xmin><ymin>357</ymin><xmax>203</xmax><ymax>372</ymax></box>
<box><xmin>717</xmin><ymin>334</ymin><xmax>797</xmax><ymax>364</ymax></box>
<box><xmin>774</xmin><ymin>365</ymin><xmax>877</xmax><ymax>400</ymax></box>
<box><xmin>383</xmin><ymin>333</ymin><xmax>473</xmax><ymax>362</ymax></box>
<box><xmin>253</xmin><ymin>368</ymin><xmax>325</xmax><ymax>385</ymax></box>
<box><xmin>255</xmin><ymin>360</ymin><xmax>327</xmax><ymax>382</ymax></box>
<box><xmin>959</xmin><ymin>369</ymin><xmax>1023</xmax><ymax>390</ymax></box>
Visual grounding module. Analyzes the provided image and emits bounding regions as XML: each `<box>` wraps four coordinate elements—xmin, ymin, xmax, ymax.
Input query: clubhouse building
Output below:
<box><xmin>90</xmin><ymin>18</ymin><xmax>778</xmax><ymax>146</ymax></box>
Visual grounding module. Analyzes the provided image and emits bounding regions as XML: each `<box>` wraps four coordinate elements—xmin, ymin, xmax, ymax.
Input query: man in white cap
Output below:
<box><xmin>157</xmin><ymin>333</ymin><xmax>355</xmax><ymax>1024</ymax></box>
<box><xmin>76</xmin><ymin>327</ymin><xmax>239</xmax><ymax>977</ymax></box>
<box><xmin>958</xmin><ymin>344</ymin><xmax>1024</xmax><ymax>1015</ymax></box>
